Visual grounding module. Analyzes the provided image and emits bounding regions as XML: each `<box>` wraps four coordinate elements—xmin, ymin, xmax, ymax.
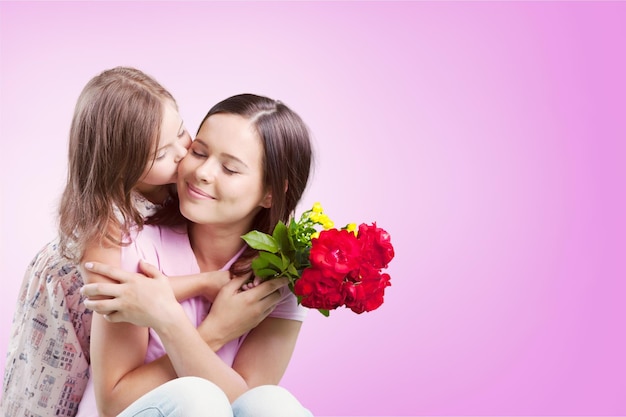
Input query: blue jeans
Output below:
<box><xmin>118</xmin><ymin>377</ymin><xmax>313</xmax><ymax>417</ymax></box>
<box><xmin>232</xmin><ymin>385</ymin><xmax>314</xmax><ymax>417</ymax></box>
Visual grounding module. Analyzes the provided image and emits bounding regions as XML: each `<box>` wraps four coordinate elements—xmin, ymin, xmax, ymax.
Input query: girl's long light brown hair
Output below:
<box><xmin>58</xmin><ymin>67</ymin><xmax>176</xmax><ymax>261</ymax></box>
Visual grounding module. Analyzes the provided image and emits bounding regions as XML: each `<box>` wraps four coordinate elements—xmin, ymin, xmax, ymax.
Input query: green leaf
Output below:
<box><xmin>287</xmin><ymin>263</ymin><xmax>299</xmax><ymax>276</ymax></box>
<box><xmin>241</xmin><ymin>231</ymin><xmax>279</xmax><ymax>253</ymax></box>
<box><xmin>251</xmin><ymin>256</ymin><xmax>270</xmax><ymax>271</ymax></box>
<box><xmin>272</xmin><ymin>221</ymin><xmax>293</xmax><ymax>253</ymax></box>
<box><xmin>255</xmin><ymin>268</ymin><xmax>280</xmax><ymax>278</ymax></box>
<box><xmin>259</xmin><ymin>251</ymin><xmax>285</xmax><ymax>271</ymax></box>
<box><xmin>318</xmin><ymin>309</ymin><xmax>330</xmax><ymax>317</ymax></box>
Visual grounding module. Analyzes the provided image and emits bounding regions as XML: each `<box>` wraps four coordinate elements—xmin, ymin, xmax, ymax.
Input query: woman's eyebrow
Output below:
<box><xmin>194</xmin><ymin>138</ymin><xmax>208</xmax><ymax>147</ymax></box>
<box><xmin>194</xmin><ymin>138</ymin><xmax>248</xmax><ymax>168</ymax></box>
<box><xmin>222</xmin><ymin>153</ymin><xmax>248</xmax><ymax>168</ymax></box>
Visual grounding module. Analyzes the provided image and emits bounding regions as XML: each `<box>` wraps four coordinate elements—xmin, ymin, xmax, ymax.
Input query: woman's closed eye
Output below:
<box><xmin>191</xmin><ymin>149</ymin><xmax>207</xmax><ymax>158</ymax></box>
<box><xmin>223</xmin><ymin>165</ymin><xmax>239</xmax><ymax>175</ymax></box>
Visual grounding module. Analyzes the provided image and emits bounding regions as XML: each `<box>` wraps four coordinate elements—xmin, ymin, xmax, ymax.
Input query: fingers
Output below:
<box><xmin>244</xmin><ymin>277</ymin><xmax>288</xmax><ymax>314</ymax></box>
<box><xmin>226</xmin><ymin>275</ymin><xmax>253</xmax><ymax>293</ymax></box>
<box><xmin>83</xmin><ymin>262</ymin><xmax>131</xmax><ymax>284</ymax></box>
<box><xmin>252</xmin><ymin>277</ymin><xmax>289</xmax><ymax>298</ymax></box>
<box><xmin>241</xmin><ymin>276</ymin><xmax>263</xmax><ymax>291</ymax></box>
<box><xmin>102</xmin><ymin>312</ymin><xmax>124</xmax><ymax>323</ymax></box>
<box><xmin>83</xmin><ymin>260</ymin><xmax>162</xmax><ymax>284</ymax></box>
<box><xmin>83</xmin><ymin>297</ymin><xmax>119</xmax><ymax>315</ymax></box>
<box><xmin>81</xmin><ymin>282</ymin><xmax>122</xmax><ymax>299</ymax></box>
<box><xmin>137</xmin><ymin>259</ymin><xmax>163</xmax><ymax>278</ymax></box>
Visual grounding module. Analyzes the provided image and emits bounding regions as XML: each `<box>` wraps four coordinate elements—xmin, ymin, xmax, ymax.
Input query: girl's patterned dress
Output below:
<box><xmin>1</xmin><ymin>194</ymin><xmax>158</xmax><ymax>417</ymax></box>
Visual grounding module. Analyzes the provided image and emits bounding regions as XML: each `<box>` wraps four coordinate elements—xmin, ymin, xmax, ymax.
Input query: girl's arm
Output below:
<box><xmin>167</xmin><ymin>270</ymin><xmax>230</xmax><ymax>302</ymax></box>
<box><xmin>81</xmin><ymin>239</ymin><xmax>228</xmax><ymax>303</ymax></box>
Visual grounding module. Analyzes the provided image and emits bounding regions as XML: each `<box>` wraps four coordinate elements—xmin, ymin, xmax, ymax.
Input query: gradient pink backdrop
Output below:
<box><xmin>1</xmin><ymin>2</ymin><xmax>625</xmax><ymax>416</ymax></box>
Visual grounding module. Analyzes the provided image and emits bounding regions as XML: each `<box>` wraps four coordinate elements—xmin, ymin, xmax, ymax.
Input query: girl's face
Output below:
<box><xmin>139</xmin><ymin>100</ymin><xmax>192</xmax><ymax>188</ymax></box>
<box><xmin>177</xmin><ymin>113</ymin><xmax>272</xmax><ymax>230</ymax></box>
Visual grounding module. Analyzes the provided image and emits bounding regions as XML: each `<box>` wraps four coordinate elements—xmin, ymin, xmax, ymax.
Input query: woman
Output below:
<box><xmin>80</xmin><ymin>94</ymin><xmax>315</xmax><ymax>417</ymax></box>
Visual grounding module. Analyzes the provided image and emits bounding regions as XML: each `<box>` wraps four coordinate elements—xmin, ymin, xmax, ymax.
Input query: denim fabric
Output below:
<box><xmin>117</xmin><ymin>380</ymin><xmax>313</xmax><ymax>417</ymax></box>
<box><xmin>118</xmin><ymin>377</ymin><xmax>232</xmax><ymax>417</ymax></box>
<box><xmin>232</xmin><ymin>385</ymin><xmax>314</xmax><ymax>417</ymax></box>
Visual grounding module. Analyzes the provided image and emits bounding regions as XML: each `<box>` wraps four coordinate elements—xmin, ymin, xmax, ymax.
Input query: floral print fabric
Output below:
<box><xmin>1</xmin><ymin>194</ymin><xmax>158</xmax><ymax>417</ymax></box>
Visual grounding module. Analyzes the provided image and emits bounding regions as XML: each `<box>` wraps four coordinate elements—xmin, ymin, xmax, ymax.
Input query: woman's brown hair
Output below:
<box><xmin>58</xmin><ymin>66</ymin><xmax>176</xmax><ymax>261</ymax></box>
<box><xmin>151</xmin><ymin>93</ymin><xmax>314</xmax><ymax>275</ymax></box>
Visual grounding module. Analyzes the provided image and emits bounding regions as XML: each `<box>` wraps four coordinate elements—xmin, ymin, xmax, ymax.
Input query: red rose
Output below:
<box><xmin>294</xmin><ymin>267</ymin><xmax>345</xmax><ymax>310</ymax></box>
<box><xmin>309</xmin><ymin>228</ymin><xmax>361</xmax><ymax>279</ymax></box>
<box><xmin>357</xmin><ymin>223</ymin><xmax>395</xmax><ymax>269</ymax></box>
<box><xmin>343</xmin><ymin>272</ymin><xmax>391</xmax><ymax>314</ymax></box>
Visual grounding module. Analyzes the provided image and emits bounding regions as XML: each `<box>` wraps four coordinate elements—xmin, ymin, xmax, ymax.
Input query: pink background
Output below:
<box><xmin>1</xmin><ymin>1</ymin><xmax>625</xmax><ymax>416</ymax></box>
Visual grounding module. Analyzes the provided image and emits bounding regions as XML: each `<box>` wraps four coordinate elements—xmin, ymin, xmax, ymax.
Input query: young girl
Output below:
<box><xmin>1</xmin><ymin>67</ymin><xmax>229</xmax><ymax>417</ymax></box>
<box><xmin>79</xmin><ymin>94</ymin><xmax>315</xmax><ymax>417</ymax></box>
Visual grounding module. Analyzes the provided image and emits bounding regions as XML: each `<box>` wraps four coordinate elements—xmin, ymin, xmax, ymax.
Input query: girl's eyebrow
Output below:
<box><xmin>194</xmin><ymin>138</ymin><xmax>249</xmax><ymax>168</ymax></box>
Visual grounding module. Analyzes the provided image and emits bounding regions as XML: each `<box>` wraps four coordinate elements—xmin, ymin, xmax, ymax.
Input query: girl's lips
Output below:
<box><xmin>186</xmin><ymin>182</ymin><xmax>214</xmax><ymax>200</ymax></box>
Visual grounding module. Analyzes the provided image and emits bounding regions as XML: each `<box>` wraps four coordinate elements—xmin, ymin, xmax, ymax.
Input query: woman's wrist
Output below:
<box><xmin>152</xmin><ymin>302</ymin><xmax>189</xmax><ymax>337</ymax></box>
<box><xmin>197</xmin><ymin>316</ymin><xmax>228</xmax><ymax>352</ymax></box>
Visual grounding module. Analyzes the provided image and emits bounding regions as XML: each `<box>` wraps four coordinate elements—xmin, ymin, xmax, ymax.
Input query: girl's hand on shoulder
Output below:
<box><xmin>81</xmin><ymin>260</ymin><xmax>185</xmax><ymax>331</ymax></box>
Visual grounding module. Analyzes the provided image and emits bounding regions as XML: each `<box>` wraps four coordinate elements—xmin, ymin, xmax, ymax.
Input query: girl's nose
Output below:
<box><xmin>174</xmin><ymin>137</ymin><xmax>191</xmax><ymax>163</ymax></box>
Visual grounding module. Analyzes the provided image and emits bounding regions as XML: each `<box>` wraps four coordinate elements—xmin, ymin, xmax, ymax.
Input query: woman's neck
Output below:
<box><xmin>188</xmin><ymin>222</ymin><xmax>248</xmax><ymax>272</ymax></box>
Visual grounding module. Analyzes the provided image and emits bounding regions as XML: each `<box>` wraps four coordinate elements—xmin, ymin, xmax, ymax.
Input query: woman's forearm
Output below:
<box><xmin>154</xmin><ymin>311</ymin><xmax>251</xmax><ymax>401</ymax></box>
<box><xmin>94</xmin><ymin>304</ymin><xmax>250</xmax><ymax>417</ymax></box>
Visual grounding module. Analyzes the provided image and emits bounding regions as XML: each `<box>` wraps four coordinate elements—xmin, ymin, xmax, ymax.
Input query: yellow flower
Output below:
<box><xmin>315</xmin><ymin>214</ymin><xmax>333</xmax><ymax>230</ymax></box>
<box><xmin>346</xmin><ymin>223</ymin><xmax>357</xmax><ymax>235</ymax></box>
<box><xmin>311</xmin><ymin>231</ymin><xmax>320</xmax><ymax>240</ymax></box>
<box><xmin>310</xmin><ymin>213</ymin><xmax>321</xmax><ymax>223</ymax></box>
<box><xmin>312</xmin><ymin>202</ymin><xmax>323</xmax><ymax>213</ymax></box>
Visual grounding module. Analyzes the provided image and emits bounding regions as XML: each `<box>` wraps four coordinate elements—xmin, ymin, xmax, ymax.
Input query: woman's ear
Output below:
<box><xmin>260</xmin><ymin>181</ymin><xmax>287</xmax><ymax>209</ymax></box>
<box><xmin>260</xmin><ymin>190</ymin><xmax>273</xmax><ymax>208</ymax></box>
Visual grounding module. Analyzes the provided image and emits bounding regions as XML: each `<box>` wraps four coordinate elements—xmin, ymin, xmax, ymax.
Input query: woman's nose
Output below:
<box><xmin>195</xmin><ymin>159</ymin><xmax>217</xmax><ymax>183</ymax></box>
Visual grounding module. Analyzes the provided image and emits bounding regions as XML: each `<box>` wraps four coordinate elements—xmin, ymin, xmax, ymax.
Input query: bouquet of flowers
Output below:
<box><xmin>242</xmin><ymin>202</ymin><xmax>395</xmax><ymax>316</ymax></box>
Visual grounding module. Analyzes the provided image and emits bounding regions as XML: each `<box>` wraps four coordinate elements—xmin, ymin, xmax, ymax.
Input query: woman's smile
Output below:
<box><xmin>184</xmin><ymin>182</ymin><xmax>215</xmax><ymax>200</ymax></box>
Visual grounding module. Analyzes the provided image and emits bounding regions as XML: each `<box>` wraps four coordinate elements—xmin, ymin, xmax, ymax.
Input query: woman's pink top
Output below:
<box><xmin>76</xmin><ymin>224</ymin><xmax>306</xmax><ymax>416</ymax></box>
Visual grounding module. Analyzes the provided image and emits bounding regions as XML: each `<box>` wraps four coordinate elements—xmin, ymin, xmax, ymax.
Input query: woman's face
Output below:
<box><xmin>139</xmin><ymin>100</ymin><xmax>192</xmax><ymax>187</ymax></box>
<box><xmin>177</xmin><ymin>113</ymin><xmax>272</xmax><ymax>229</ymax></box>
